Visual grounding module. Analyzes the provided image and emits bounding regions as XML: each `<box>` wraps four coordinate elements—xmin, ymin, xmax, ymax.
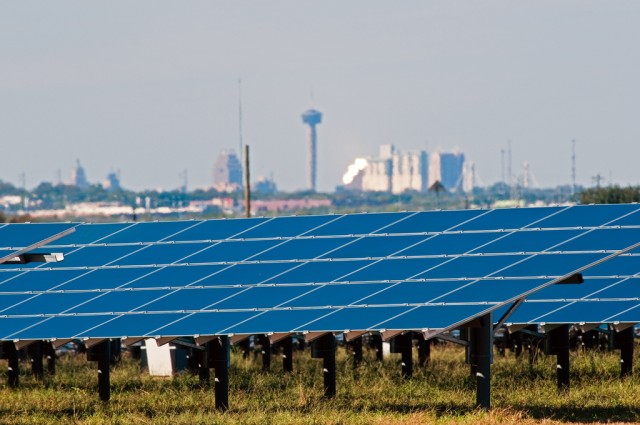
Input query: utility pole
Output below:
<box><xmin>571</xmin><ymin>140</ymin><xmax>577</xmax><ymax>196</ymax></box>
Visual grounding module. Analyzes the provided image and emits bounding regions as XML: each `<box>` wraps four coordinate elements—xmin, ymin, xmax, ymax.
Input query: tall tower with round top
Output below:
<box><xmin>301</xmin><ymin>109</ymin><xmax>322</xmax><ymax>192</ymax></box>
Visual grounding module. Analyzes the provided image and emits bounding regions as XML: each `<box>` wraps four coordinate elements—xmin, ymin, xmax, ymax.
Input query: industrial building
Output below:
<box><xmin>342</xmin><ymin>145</ymin><xmax>466</xmax><ymax>193</ymax></box>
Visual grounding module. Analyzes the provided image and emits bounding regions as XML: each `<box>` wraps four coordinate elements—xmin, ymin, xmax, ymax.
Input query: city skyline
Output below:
<box><xmin>1</xmin><ymin>2</ymin><xmax>639</xmax><ymax>192</ymax></box>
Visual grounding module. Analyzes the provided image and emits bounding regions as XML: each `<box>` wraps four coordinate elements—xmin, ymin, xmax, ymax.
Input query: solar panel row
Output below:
<box><xmin>0</xmin><ymin>204</ymin><xmax>639</xmax><ymax>344</ymax></box>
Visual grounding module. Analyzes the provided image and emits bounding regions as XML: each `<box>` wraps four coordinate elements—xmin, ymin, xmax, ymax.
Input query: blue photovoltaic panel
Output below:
<box><xmin>1</xmin><ymin>204</ymin><xmax>640</xmax><ymax>343</ymax></box>
<box><xmin>504</xmin><ymin>251</ymin><xmax>640</xmax><ymax>326</ymax></box>
<box><xmin>0</xmin><ymin>223</ymin><xmax>77</xmax><ymax>249</ymax></box>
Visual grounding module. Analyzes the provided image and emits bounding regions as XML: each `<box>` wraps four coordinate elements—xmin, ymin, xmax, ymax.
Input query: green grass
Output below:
<box><xmin>1</xmin><ymin>344</ymin><xmax>640</xmax><ymax>424</ymax></box>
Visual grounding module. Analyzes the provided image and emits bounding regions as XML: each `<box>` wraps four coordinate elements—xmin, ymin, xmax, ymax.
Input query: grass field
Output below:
<box><xmin>1</xmin><ymin>343</ymin><xmax>639</xmax><ymax>424</ymax></box>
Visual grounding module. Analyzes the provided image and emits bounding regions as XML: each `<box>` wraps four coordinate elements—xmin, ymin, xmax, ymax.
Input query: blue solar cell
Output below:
<box><xmin>280</xmin><ymin>283</ymin><xmax>391</xmax><ymax>308</ymax></box>
<box><xmin>437</xmin><ymin>279</ymin><xmax>547</xmax><ymax>303</ymax></box>
<box><xmin>346</xmin><ymin>258</ymin><xmax>448</xmax><ymax>282</ymax></box>
<box><xmin>585</xmin><ymin>254</ymin><xmax>640</xmax><ymax>276</ymax></box>
<box><xmin>502</xmin><ymin>253</ymin><xmax>608</xmax><ymax>277</ymax></box>
<box><xmin>401</xmin><ymin>232</ymin><xmax>503</xmax><ymax>256</ymax></box>
<box><xmin>527</xmin><ymin>278</ymin><xmax>621</xmax><ymax>301</ymax></box>
<box><xmin>252</xmin><ymin>237</ymin><xmax>353</xmax><ymax>261</ymax></box>
<box><xmin>9</xmin><ymin>315</ymin><xmax>117</xmax><ymax>339</ymax></box>
<box><xmin>49</xmin><ymin>223</ymin><xmax>132</xmax><ymax>246</ymax></box>
<box><xmin>300</xmin><ymin>306</ymin><xmax>414</xmax><ymax>331</ymax></box>
<box><xmin>58</xmin><ymin>268</ymin><xmax>157</xmax><ymax>291</ymax></box>
<box><xmin>377</xmin><ymin>304</ymin><xmax>492</xmax><ymax>330</ymax></box>
<box><xmin>68</xmin><ymin>289</ymin><xmax>174</xmax><ymax>314</ymax></box>
<box><xmin>608</xmin><ymin>209</ymin><xmax>640</xmax><ymax>227</ymax></box>
<box><xmin>603</xmin><ymin>304</ymin><xmax>640</xmax><ymax>323</ymax></box>
<box><xmin>201</xmin><ymin>263</ymin><xmax>302</xmax><ymax>285</ymax></box>
<box><xmin>0</xmin><ymin>269</ymin><xmax>86</xmax><ymax>292</ymax></box>
<box><xmin>454</xmin><ymin>207</ymin><xmax>564</xmax><ymax>231</ymax></box>
<box><xmin>153</xmin><ymin>310</ymin><xmax>258</xmax><ymax>336</ymax></box>
<box><xmin>265</xmin><ymin>260</ymin><xmax>373</xmax><ymax>284</ymax></box>
<box><xmin>2</xmin><ymin>292</ymin><xmax>102</xmax><ymax>315</ymax></box>
<box><xmin>99</xmin><ymin>221</ymin><xmax>201</xmax><ymax>244</ymax></box>
<box><xmin>0</xmin><ymin>293</ymin><xmax>33</xmax><ymax>312</ymax></box>
<box><xmin>128</xmin><ymin>265</ymin><xmax>227</xmax><ymax>289</ymax></box>
<box><xmin>505</xmin><ymin>301</ymin><xmax>572</xmax><ymax>324</ymax></box>
<box><xmin>169</xmin><ymin>217</ymin><xmax>269</xmax><ymax>241</ymax></box>
<box><xmin>213</xmin><ymin>286</ymin><xmax>313</xmax><ymax>310</ymax></box>
<box><xmin>0</xmin><ymin>316</ymin><xmax>50</xmax><ymax>340</ymax></box>
<box><xmin>537</xmin><ymin>300</ymin><xmax>640</xmax><ymax>324</ymax></box>
<box><xmin>585</xmin><ymin>278</ymin><xmax>640</xmax><ymax>299</ymax></box>
<box><xmin>185</xmin><ymin>239</ymin><xmax>282</xmax><ymax>263</ymax></box>
<box><xmin>74</xmin><ymin>313</ymin><xmax>190</xmax><ymax>339</ymax></box>
<box><xmin>418</xmin><ymin>255</ymin><xmax>528</xmax><ymax>279</ymax></box>
<box><xmin>237</xmin><ymin>215</ymin><xmax>339</xmax><ymax>239</ymax></box>
<box><xmin>477</xmin><ymin>230</ymin><xmax>584</xmax><ymax>254</ymax></box>
<box><xmin>553</xmin><ymin>228</ymin><xmax>640</xmax><ymax>252</ymax></box>
<box><xmin>0</xmin><ymin>223</ymin><xmax>77</xmax><ymax>249</ymax></box>
<box><xmin>534</xmin><ymin>204</ymin><xmax>640</xmax><ymax>228</ymax></box>
<box><xmin>112</xmin><ymin>243</ymin><xmax>211</xmax><ymax>266</ymax></box>
<box><xmin>326</xmin><ymin>235</ymin><xmax>427</xmax><ymax>259</ymax></box>
<box><xmin>141</xmin><ymin>287</ymin><xmax>244</xmax><ymax>311</ymax></box>
<box><xmin>223</xmin><ymin>308</ymin><xmax>336</xmax><ymax>334</ymax></box>
<box><xmin>377</xmin><ymin>210</ymin><xmax>487</xmax><ymax>234</ymax></box>
<box><xmin>47</xmin><ymin>245</ymin><xmax>142</xmax><ymax>268</ymax></box>
<box><xmin>358</xmin><ymin>281</ymin><xmax>463</xmax><ymax>305</ymax></box>
<box><xmin>305</xmin><ymin>212</ymin><xmax>413</xmax><ymax>236</ymax></box>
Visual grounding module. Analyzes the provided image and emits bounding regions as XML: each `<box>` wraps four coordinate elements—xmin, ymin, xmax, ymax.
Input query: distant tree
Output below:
<box><xmin>580</xmin><ymin>186</ymin><xmax>640</xmax><ymax>204</ymax></box>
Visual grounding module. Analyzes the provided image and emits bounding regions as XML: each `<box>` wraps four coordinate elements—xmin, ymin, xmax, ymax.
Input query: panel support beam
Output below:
<box><xmin>396</xmin><ymin>332</ymin><xmax>413</xmax><ymax>379</ymax></box>
<box><xmin>371</xmin><ymin>334</ymin><xmax>383</xmax><ymax>361</ymax></box>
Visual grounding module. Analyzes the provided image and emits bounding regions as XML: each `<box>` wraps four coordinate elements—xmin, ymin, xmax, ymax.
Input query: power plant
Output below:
<box><xmin>301</xmin><ymin>109</ymin><xmax>322</xmax><ymax>192</ymax></box>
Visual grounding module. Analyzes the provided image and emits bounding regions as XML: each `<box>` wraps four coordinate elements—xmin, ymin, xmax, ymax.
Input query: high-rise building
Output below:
<box><xmin>301</xmin><ymin>109</ymin><xmax>322</xmax><ymax>192</ymax></box>
<box><xmin>439</xmin><ymin>152</ymin><xmax>465</xmax><ymax>191</ymax></box>
<box><xmin>102</xmin><ymin>172</ymin><xmax>121</xmax><ymax>191</ymax></box>
<box><xmin>71</xmin><ymin>159</ymin><xmax>89</xmax><ymax>189</ymax></box>
<box><xmin>213</xmin><ymin>150</ymin><xmax>243</xmax><ymax>192</ymax></box>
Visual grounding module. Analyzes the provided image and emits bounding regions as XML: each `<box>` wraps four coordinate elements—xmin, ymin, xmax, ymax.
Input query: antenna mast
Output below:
<box><xmin>571</xmin><ymin>140</ymin><xmax>576</xmax><ymax>195</ymax></box>
<box><xmin>238</xmin><ymin>78</ymin><xmax>244</xmax><ymax>161</ymax></box>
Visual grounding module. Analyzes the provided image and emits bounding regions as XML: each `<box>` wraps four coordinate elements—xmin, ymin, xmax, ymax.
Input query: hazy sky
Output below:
<box><xmin>1</xmin><ymin>2</ymin><xmax>639</xmax><ymax>192</ymax></box>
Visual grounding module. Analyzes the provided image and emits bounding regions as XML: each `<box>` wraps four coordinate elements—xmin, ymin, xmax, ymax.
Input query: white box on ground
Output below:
<box><xmin>144</xmin><ymin>338</ymin><xmax>175</xmax><ymax>376</ymax></box>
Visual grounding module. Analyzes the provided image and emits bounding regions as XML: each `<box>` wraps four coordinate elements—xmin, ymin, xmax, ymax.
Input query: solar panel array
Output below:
<box><xmin>1</xmin><ymin>204</ymin><xmax>639</xmax><ymax>343</ymax></box>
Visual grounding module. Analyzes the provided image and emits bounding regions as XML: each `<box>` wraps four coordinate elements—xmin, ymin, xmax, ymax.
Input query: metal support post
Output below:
<box><xmin>29</xmin><ymin>341</ymin><xmax>44</xmax><ymax>380</ymax></box>
<box><xmin>198</xmin><ymin>346</ymin><xmax>210</xmax><ymax>384</ymax></box>
<box><xmin>260</xmin><ymin>334</ymin><xmax>271</xmax><ymax>371</ymax></box>
<box><xmin>317</xmin><ymin>334</ymin><xmax>336</xmax><ymax>397</ymax></box>
<box><xmin>398</xmin><ymin>332</ymin><xmax>413</xmax><ymax>379</ymax></box>
<box><xmin>240</xmin><ymin>337</ymin><xmax>251</xmax><ymax>359</ymax></box>
<box><xmin>211</xmin><ymin>337</ymin><xmax>230</xmax><ymax>411</ymax></box>
<box><xmin>350</xmin><ymin>336</ymin><xmax>363</xmax><ymax>368</ymax></box>
<box><xmin>549</xmin><ymin>324</ymin><xmax>570</xmax><ymax>392</ymax></box>
<box><xmin>45</xmin><ymin>343</ymin><xmax>56</xmax><ymax>374</ymax></box>
<box><xmin>418</xmin><ymin>334</ymin><xmax>430</xmax><ymax>367</ymax></box>
<box><xmin>97</xmin><ymin>340</ymin><xmax>111</xmax><ymax>401</ymax></box>
<box><xmin>618</xmin><ymin>326</ymin><xmax>634</xmax><ymax>378</ymax></box>
<box><xmin>5</xmin><ymin>342</ymin><xmax>20</xmax><ymax>388</ymax></box>
<box><xmin>371</xmin><ymin>334</ymin><xmax>383</xmax><ymax>361</ymax></box>
<box><xmin>282</xmin><ymin>336</ymin><xmax>293</xmax><ymax>373</ymax></box>
<box><xmin>470</xmin><ymin>313</ymin><xmax>492</xmax><ymax>409</ymax></box>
